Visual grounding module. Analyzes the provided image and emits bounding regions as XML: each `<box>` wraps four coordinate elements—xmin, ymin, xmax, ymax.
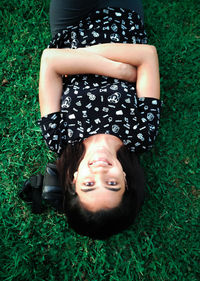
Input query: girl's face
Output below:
<box><xmin>73</xmin><ymin>146</ymin><xmax>126</xmax><ymax>211</ymax></box>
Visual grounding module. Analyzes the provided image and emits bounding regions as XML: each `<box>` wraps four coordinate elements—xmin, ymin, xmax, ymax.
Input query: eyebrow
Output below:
<box><xmin>80</xmin><ymin>187</ymin><xmax>121</xmax><ymax>193</ymax></box>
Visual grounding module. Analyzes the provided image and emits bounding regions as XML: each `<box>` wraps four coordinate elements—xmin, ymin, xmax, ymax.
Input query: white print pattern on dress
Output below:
<box><xmin>116</xmin><ymin>110</ymin><xmax>123</xmax><ymax>115</ymax></box>
<box><xmin>147</xmin><ymin>113</ymin><xmax>154</xmax><ymax>121</ymax></box>
<box><xmin>110</xmin><ymin>85</ymin><xmax>118</xmax><ymax>90</ymax></box>
<box><xmin>102</xmin><ymin>107</ymin><xmax>109</xmax><ymax>112</ymax></box>
<box><xmin>137</xmin><ymin>133</ymin><xmax>144</xmax><ymax>141</ymax></box>
<box><xmin>68</xmin><ymin>129</ymin><xmax>73</xmax><ymax>137</ymax></box>
<box><xmin>92</xmin><ymin>31</ymin><xmax>100</xmax><ymax>37</ymax></box>
<box><xmin>125</xmin><ymin>98</ymin><xmax>131</xmax><ymax>103</ymax></box>
<box><xmin>108</xmin><ymin>92</ymin><xmax>121</xmax><ymax>103</ymax></box>
<box><xmin>49</xmin><ymin>123</ymin><xmax>57</xmax><ymax>129</ymax></box>
<box><xmin>111</xmin><ymin>24</ymin><xmax>118</xmax><ymax>32</ymax></box>
<box><xmin>62</xmin><ymin>96</ymin><xmax>71</xmax><ymax>108</ymax></box>
<box><xmin>149</xmin><ymin>124</ymin><xmax>155</xmax><ymax>131</ymax></box>
<box><xmin>112</xmin><ymin>125</ymin><xmax>120</xmax><ymax>133</ymax></box>
<box><xmin>87</xmin><ymin>93</ymin><xmax>96</xmax><ymax>101</ymax></box>
<box><xmin>110</xmin><ymin>33</ymin><xmax>120</xmax><ymax>41</ymax></box>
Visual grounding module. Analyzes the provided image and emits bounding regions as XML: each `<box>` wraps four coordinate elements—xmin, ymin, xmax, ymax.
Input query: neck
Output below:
<box><xmin>83</xmin><ymin>134</ymin><xmax>123</xmax><ymax>154</ymax></box>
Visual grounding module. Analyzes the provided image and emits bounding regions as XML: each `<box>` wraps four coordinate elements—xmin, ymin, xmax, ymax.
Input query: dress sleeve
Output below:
<box><xmin>137</xmin><ymin>97</ymin><xmax>162</xmax><ymax>150</ymax></box>
<box><xmin>37</xmin><ymin>112</ymin><xmax>67</xmax><ymax>155</ymax></box>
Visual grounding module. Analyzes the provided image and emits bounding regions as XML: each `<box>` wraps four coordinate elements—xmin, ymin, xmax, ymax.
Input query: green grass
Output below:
<box><xmin>0</xmin><ymin>0</ymin><xmax>199</xmax><ymax>280</ymax></box>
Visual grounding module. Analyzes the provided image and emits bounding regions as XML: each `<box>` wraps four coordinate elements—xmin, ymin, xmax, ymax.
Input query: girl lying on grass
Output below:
<box><xmin>38</xmin><ymin>0</ymin><xmax>161</xmax><ymax>239</ymax></box>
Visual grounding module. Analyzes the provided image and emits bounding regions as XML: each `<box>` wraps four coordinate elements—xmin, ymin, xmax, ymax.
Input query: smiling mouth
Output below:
<box><xmin>89</xmin><ymin>159</ymin><xmax>112</xmax><ymax>166</ymax></box>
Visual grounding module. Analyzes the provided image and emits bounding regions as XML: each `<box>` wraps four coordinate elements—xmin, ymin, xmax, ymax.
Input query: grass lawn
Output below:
<box><xmin>0</xmin><ymin>0</ymin><xmax>199</xmax><ymax>280</ymax></box>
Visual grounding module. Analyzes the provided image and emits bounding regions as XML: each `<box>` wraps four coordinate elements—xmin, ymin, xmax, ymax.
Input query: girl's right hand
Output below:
<box><xmin>118</xmin><ymin>63</ymin><xmax>137</xmax><ymax>83</ymax></box>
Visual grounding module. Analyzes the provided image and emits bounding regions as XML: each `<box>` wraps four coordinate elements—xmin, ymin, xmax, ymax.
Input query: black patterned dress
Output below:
<box><xmin>38</xmin><ymin>7</ymin><xmax>162</xmax><ymax>156</ymax></box>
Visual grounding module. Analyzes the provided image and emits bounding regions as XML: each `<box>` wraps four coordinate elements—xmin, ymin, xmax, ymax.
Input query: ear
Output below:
<box><xmin>73</xmin><ymin>171</ymin><xmax>78</xmax><ymax>183</ymax></box>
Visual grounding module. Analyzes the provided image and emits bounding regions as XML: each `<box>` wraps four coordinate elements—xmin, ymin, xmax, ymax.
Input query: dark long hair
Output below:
<box><xmin>57</xmin><ymin>142</ymin><xmax>145</xmax><ymax>239</ymax></box>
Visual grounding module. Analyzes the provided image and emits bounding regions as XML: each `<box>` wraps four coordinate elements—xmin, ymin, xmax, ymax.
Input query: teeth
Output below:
<box><xmin>90</xmin><ymin>160</ymin><xmax>110</xmax><ymax>165</ymax></box>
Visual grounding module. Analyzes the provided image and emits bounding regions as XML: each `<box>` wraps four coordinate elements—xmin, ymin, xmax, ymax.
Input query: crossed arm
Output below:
<box><xmin>39</xmin><ymin>44</ymin><xmax>160</xmax><ymax>117</ymax></box>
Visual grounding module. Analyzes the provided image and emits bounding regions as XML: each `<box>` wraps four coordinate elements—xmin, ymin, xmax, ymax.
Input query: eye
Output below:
<box><xmin>107</xmin><ymin>181</ymin><xmax>117</xmax><ymax>186</ymax></box>
<box><xmin>84</xmin><ymin>182</ymin><xmax>95</xmax><ymax>187</ymax></box>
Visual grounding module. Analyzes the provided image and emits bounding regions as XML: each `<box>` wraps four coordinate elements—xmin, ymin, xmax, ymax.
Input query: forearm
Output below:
<box><xmin>86</xmin><ymin>43</ymin><xmax>160</xmax><ymax>99</ymax></box>
<box><xmin>40</xmin><ymin>48</ymin><xmax>128</xmax><ymax>77</ymax></box>
<box><xmin>86</xmin><ymin>43</ymin><xmax>153</xmax><ymax>65</ymax></box>
<box><xmin>39</xmin><ymin>60</ymin><xmax>62</xmax><ymax>116</ymax></box>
